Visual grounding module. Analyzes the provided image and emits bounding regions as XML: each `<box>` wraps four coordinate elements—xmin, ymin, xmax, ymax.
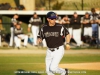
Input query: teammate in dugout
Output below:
<box><xmin>14</xmin><ymin>24</ymin><xmax>28</xmax><ymax>49</ymax></box>
<box><xmin>28</xmin><ymin>12</ymin><xmax>42</xmax><ymax>46</ymax></box>
<box><xmin>37</xmin><ymin>11</ymin><xmax>70</xmax><ymax>75</ymax></box>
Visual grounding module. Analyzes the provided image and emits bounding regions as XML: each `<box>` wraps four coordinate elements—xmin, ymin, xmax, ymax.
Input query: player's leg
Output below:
<box><xmin>31</xmin><ymin>26</ymin><xmax>37</xmax><ymax>45</ymax></box>
<box><xmin>45</xmin><ymin>49</ymin><xmax>54</xmax><ymax>75</ymax></box>
<box><xmin>23</xmin><ymin>35</ymin><xmax>28</xmax><ymax>46</ymax></box>
<box><xmin>9</xmin><ymin>27</ymin><xmax>14</xmax><ymax>46</ymax></box>
<box><xmin>49</xmin><ymin>46</ymin><xmax>66</xmax><ymax>75</ymax></box>
<box><xmin>14</xmin><ymin>36</ymin><xmax>21</xmax><ymax>48</ymax></box>
<box><xmin>84</xmin><ymin>27</ymin><xmax>88</xmax><ymax>36</ymax></box>
<box><xmin>88</xmin><ymin>27</ymin><xmax>92</xmax><ymax>37</ymax></box>
<box><xmin>19</xmin><ymin>34</ymin><xmax>28</xmax><ymax>46</ymax></box>
<box><xmin>68</xmin><ymin>28</ymin><xmax>72</xmax><ymax>36</ymax></box>
<box><xmin>73</xmin><ymin>29</ymin><xmax>82</xmax><ymax>46</ymax></box>
<box><xmin>36</xmin><ymin>26</ymin><xmax>39</xmax><ymax>45</ymax></box>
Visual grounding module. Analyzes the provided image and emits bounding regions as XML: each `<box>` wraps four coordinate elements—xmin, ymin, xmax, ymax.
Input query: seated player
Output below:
<box><xmin>14</xmin><ymin>24</ymin><xmax>28</xmax><ymax>49</ymax></box>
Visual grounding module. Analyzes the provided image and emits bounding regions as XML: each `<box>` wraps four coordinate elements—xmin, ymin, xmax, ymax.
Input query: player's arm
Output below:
<box><xmin>28</xmin><ymin>24</ymin><xmax>31</xmax><ymax>32</ymax></box>
<box><xmin>37</xmin><ymin>28</ymin><xmax>44</xmax><ymax>44</ymax></box>
<box><xmin>65</xmin><ymin>34</ymin><xmax>70</xmax><ymax>50</ymax></box>
<box><xmin>62</xmin><ymin>26</ymin><xmax>71</xmax><ymax>50</ymax></box>
<box><xmin>11</xmin><ymin>19</ymin><xmax>17</xmax><ymax>26</ymax></box>
<box><xmin>28</xmin><ymin>17</ymin><xmax>33</xmax><ymax>32</ymax></box>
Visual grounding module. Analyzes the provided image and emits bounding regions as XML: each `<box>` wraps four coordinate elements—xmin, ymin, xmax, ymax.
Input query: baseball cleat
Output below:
<box><xmin>65</xmin><ymin>69</ymin><xmax>68</xmax><ymax>75</ymax></box>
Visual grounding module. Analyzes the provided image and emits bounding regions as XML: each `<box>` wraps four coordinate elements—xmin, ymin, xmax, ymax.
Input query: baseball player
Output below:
<box><xmin>37</xmin><ymin>11</ymin><xmax>70</xmax><ymax>75</ymax></box>
<box><xmin>70</xmin><ymin>12</ymin><xmax>83</xmax><ymax>46</ymax></box>
<box><xmin>9</xmin><ymin>14</ymin><xmax>22</xmax><ymax>47</ymax></box>
<box><xmin>60</xmin><ymin>15</ymin><xmax>72</xmax><ymax>37</ymax></box>
<box><xmin>28</xmin><ymin>12</ymin><xmax>42</xmax><ymax>46</ymax></box>
<box><xmin>55</xmin><ymin>13</ymin><xmax>62</xmax><ymax>24</ymax></box>
<box><xmin>14</xmin><ymin>24</ymin><xmax>28</xmax><ymax>49</ymax></box>
<box><xmin>81</xmin><ymin>12</ymin><xmax>92</xmax><ymax>37</ymax></box>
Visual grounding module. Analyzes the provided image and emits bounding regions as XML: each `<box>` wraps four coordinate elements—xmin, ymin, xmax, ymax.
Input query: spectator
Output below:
<box><xmin>28</xmin><ymin>12</ymin><xmax>42</xmax><ymax>46</ymax></box>
<box><xmin>81</xmin><ymin>12</ymin><xmax>92</xmax><ymax>38</ymax></box>
<box><xmin>9</xmin><ymin>14</ymin><xmax>22</xmax><ymax>47</ymax></box>
<box><xmin>14</xmin><ymin>24</ymin><xmax>28</xmax><ymax>49</ymax></box>
<box><xmin>70</xmin><ymin>12</ymin><xmax>83</xmax><ymax>46</ymax></box>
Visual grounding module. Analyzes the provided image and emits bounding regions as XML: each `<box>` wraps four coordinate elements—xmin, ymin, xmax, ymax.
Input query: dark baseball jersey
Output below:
<box><xmin>38</xmin><ymin>23</ymin><xmax>69</xmax><ymax>48</ymax></box>
<box><xmin>81</xmin><ymin>16</ymin><xmax>91</xmax><ymax>27</ymax></box>
<box><xmin>70</xmin><ymin>16</ymin><xmax>81</xmax><ymax>29</ymax></box>
<box><xmin>11</xmin><ymin>18</ymin><xmax>18</xmax><ymax>27</ymax></box>
<box><xmin>14</xmin><ymin>28</ymin><xmax>23</xmax><ymax>36</ymax></box>
<box><xmin>61</xmin><ymin>18</ymin><xmax>72</xmax><ymax>28</ymax></box>
<box><xmin>29</xmin><ymin>17</ymin><xmax>42</xmax><ymax>26</ymax></box>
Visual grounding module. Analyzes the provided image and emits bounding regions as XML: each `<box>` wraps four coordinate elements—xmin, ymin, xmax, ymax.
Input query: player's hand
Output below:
<box><xmin>28</xmin><ymin>27</ymin><xmax>31</xmax><ymax>32</ymax></box>
<box><xmin>19</xmin><ymin>21</ymin><xmax>22</xmax><ymax>24</ymax></box>
<box><xmin>18</xmin><ymin>37</ymin><xmax>21</xmax><ymax>39</ymax></box>
<box><xmin>66</xmin><ymin>44</ymin><xmax>70</xmax><ymax>50</ymax></box>
<box><xmin>37</xmin><ymin>38</ymin><xmax>42</xmax><ymax>45</ymax></box>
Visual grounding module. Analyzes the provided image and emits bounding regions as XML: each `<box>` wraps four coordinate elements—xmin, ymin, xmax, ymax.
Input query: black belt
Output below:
<box><xmin>49</xmin><ymin>47</ymin><xmax>59</xmax><ymax>52</ymax></box>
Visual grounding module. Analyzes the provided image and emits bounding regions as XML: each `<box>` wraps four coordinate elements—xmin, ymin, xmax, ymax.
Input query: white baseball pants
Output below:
<box><xmin>31</xmin><ymin>26</ymin><xmax>39</xmax><ymax>45</ymax></box>
<box><xmin>46</xmin><ymin>45</ymin><xmax>66</xmax><ymax>75</ymax></box>
<box><xmin>9</xmin><ymin>27</ymin><xmax>14</xmax><ymax>46</ymax></box>
<box><xmin>84</xmin><ymin>27</ymin><xmax>92</xmax><ymax>37</ymax></box>
<box><xmin>73</xmin><ymin>28</ymin><xmax>83</xmax><ymax>46</ymax></box>
<box><xmin>68</xmin><ymin>28</ymin><xmax>72</xmax><ymax>36</ymax></box>
<box><xmin>14</xmin><ymin>34</ymin><xmax>28</xmax><ymax>47</ymax></box>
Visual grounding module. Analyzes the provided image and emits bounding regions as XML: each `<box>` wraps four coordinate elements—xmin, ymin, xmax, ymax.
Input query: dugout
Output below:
<box><xmin>0</xmin><ymin>10</ymin><xmax>99</xmax><ymax>47</ymax></box>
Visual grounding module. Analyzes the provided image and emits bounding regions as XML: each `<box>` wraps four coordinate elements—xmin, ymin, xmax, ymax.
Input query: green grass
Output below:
<box><xmin>0</xmin><ymin>53</ymin><xmax>100</xmax><ymax>75</ymax></box>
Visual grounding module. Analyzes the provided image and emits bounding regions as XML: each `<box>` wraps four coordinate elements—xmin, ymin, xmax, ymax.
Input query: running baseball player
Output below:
<box><xmin>37</xmin><ymin>11</ymin><xmax>70</xmax><ymax>75</ymax></box>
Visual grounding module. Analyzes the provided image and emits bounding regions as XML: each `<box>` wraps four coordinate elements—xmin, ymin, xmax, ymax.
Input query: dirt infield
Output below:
<box><xmin>59</xmin><ymin>62</ymin><xmax>100</xmax><ymax>70</ymax></box>
<box><xmin>0</xmin><ymin>49</ymin><xmax>100</xmax><ymax>54</ymax></box>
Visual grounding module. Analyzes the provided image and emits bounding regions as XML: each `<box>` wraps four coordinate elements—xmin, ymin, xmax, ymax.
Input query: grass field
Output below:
<box><xmin>0</xmin><ymin>51</ymin><xmax>100</xmax><ymax>75</ymax></box>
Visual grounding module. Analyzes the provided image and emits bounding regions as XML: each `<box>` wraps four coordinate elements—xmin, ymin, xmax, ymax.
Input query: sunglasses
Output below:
<box><xmin>49</xmin><ymin>18</ymin><xmax>56</xmax><ymax>20</ymax></box>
